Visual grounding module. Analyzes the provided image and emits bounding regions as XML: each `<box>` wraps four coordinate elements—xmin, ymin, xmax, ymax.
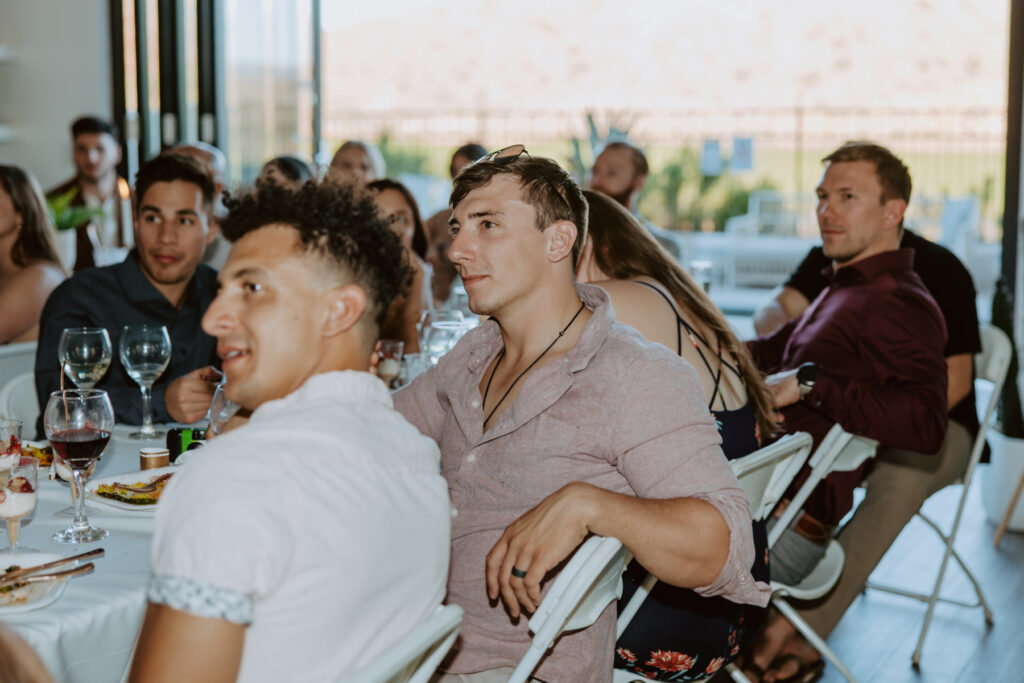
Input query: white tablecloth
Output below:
<box><xmin>0</xmin><ymin>424</ymin><xmax>182</xmax><ymax>683</ymax></box>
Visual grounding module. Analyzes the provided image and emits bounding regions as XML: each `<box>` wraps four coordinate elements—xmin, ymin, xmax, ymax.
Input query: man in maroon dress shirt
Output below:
<box><xmin>744</xmin><ymin>141</ymin><xmax>949</xmax><ymax>681</ymax></box>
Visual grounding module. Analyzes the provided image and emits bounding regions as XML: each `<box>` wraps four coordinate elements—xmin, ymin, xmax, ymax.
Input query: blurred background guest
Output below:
<box><xmin>369</xmin><ymin>178</ymin><xmax>430</xmax><ymax>352</ymax></box>
<box><xmin>578</xmin><ymin>189</ymin><xmax>773</xmax><ymax>678</ymax></box>
<box><xmin>329</xmin><ymin>140</ymin><xmax>385</xmax><ymax>183</ymax></box>
<box><xmin>0</xmin><ymin>164</ymin><xmax>66</xmax><ymax>343</ymax></box>
<box><xmin>423</xmin><ymin>142</ymin><xmax>486</xmax><ymax>307</ymax></box>
<box><xmin>46</xmin><ymin>116</ymin><xmax>132</xmax><ymax>271</ymax></box>
<box><xmin>257</xmin><ymin>156</ymin><xmax>315</xmax><ymax>189</ymax></box>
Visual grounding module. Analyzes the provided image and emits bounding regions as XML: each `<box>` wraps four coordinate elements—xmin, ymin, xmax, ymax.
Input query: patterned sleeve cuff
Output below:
<box><xmin>148</xmin><ymin>574</ymin><xmax>254</xmax><ymax>624</ymax></box>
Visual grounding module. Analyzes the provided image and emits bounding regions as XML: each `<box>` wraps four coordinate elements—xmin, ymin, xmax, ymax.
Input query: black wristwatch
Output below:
<box><xmin>796</xmin><ymin>362</ymin><xmax>818</xmax><ymax>399</ymax></box>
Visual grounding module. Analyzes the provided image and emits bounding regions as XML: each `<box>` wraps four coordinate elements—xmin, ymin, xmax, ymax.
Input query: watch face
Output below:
<box><xmin>797</xmin><ymin>363</ymin><xmax>818</xmax><ymax>385</ymax></box>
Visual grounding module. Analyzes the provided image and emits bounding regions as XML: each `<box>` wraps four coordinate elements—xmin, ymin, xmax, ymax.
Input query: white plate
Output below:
<box><xmin>0</xmin><ymin>552</ymin><xmax>75</xmax><ymax>613</ymax></box>
<box><xmin>85</xmin><ymin>466</ymin><xmax>176</xmax><ymax>512</ymax></box>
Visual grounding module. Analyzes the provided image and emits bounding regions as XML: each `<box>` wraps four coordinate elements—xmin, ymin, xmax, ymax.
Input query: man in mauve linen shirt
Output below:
<box><xmin>744</xmin><ymin>142</ymin><xmax>948</xmax><ymax>681</ymax></box>
<box><xmin>130</xmin><ymin>181</ymin><xmax>450</xmax><ymax>682</ymax></box>
<box><xmin>394</xmin><ymin>147</ymin><xmax>769</xmax><ymax>683</ymax></box>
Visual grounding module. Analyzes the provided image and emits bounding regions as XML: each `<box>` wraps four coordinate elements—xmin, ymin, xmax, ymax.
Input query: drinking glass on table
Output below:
<box><xmin>0</xmin><ymin>419</ymin><xmax>22</xmax><ymax>474</ymax></box>
<box><xmin>207</xmin><ymin>379</ymin><xmax>240</xmax><ymax>437</ymax></box>
<box><xmin>120</xmin><ymin>324</ymin><xmax>171</xmax><ymax>439</ymax></box>
<box><xmin>376</xmin><ymin>340</ymin><xmax>404</xmax><ymax>389</ymax></box>
<box><xmin>58</xmin><ymin>327</ymin><xmax>112</xmax><ymax>389</ymax></box>
<box><xmin>418</xmin><ymin>310</ymin><xmax>463</xmax><ymax>349</ymax></box>
<box><xmin>44</xmin><ymin>389</ymin><xmax>114</xmax><ymax>543</ymax></box>
<box><xmin>422</xmin><ymin>315</ymin><xmax>475</xmax><ymax>365</ymax></box>
<box><xmin>1</xmin><ymin>458</ymin><xmax>38</xmax><ymax>553</ymax></box>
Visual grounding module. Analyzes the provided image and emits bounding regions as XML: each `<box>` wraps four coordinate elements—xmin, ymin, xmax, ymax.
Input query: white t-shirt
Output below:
<box><xmin>148</xmin><ymin>370</ymin><xmax>450</xmax><ymax>682</ymax></box>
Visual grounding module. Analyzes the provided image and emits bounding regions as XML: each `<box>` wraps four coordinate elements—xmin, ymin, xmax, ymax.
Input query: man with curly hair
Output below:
<box><xmin>130</xmin><ymin>181</ymin><xmax>451</xmax><ymax>683</ymax></box>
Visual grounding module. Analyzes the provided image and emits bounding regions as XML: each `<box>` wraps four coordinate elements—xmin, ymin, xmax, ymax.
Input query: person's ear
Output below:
<box><xmin>323</xmin><ymin>284</ymin><xmax>367</xmax><ymax>337</ymax></box>
<box><xmin>547</xmin><ymin>220</ymin><xmax>577</xmax><ymax>264</ymax></box>
<box><xmin>632</xmin><ymin>173</ymin><xmax>646</xmax><ymax>193</ymax></box>
<box><xmin>884</xmin><ymin>198</ymin><xmax>907</xmax><ymax>230</ymax></box>
<box><xmin>205</xmin><ymin>215</ymin><xmax>220</xmax><ymax>245</ymax></box>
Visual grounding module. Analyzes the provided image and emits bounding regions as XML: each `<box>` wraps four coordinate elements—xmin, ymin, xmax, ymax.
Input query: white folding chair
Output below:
<box><xmin>865</xmin><ymin>324</ymin><xmax>1010</xmax><ymax>665</ymax></box>
<box><xmin>766</xmin><ymin>425</ymin><xmax>878</xmax><ymax>683</ymax></box>
<box><xmin>508</xmin><ymin>535</ymin><xmax>631</xmax><ymax>683</ymax></box>
<box><xmin>613</xmin><ymin>432</ymin><xmax>815</xmax><ymax>683</ymax></box>
<box><xmin>0</xmin><ymin>371</ymin><xmax>39</xmax><ymax>432</ymax></box>
<box><xmin>337</xmin><ymin>603</ymin><xmax>463</xmax><ymax>683</ymax></box>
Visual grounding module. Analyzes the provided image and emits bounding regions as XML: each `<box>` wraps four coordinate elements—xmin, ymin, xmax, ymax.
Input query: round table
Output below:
<box><xmin>1</xmin><ymin>424</ymin><xmax>184</xmax><ymax>683</ymax></box>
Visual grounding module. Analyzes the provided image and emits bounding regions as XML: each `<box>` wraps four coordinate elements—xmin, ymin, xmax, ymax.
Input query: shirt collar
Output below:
<box><xmin>251</xmin><ymin>370</ymin><xmax>392</xmax><ymax>422</ymax></box>
<box><xmin>447</xmin><ymin>282</ymin><xmax>616</xmax><ymax>380</ymax></box>
<box><xmin>827</xmin><ymin>248</ymin><xmax>916</xmax><ymax>286</ymax></box>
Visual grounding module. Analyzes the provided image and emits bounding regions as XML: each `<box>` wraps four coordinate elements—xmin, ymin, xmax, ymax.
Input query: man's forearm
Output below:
<box><xmin>581</xmin><ymin>484</ymin><xmax>731</xmax><ymax>589</ymax></box>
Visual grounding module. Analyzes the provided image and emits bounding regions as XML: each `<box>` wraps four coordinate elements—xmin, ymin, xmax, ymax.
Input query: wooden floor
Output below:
<box><xmin>816</xmin><ymin>464</ymin><xmax>1024</xmax><ymax>682</ymax></box>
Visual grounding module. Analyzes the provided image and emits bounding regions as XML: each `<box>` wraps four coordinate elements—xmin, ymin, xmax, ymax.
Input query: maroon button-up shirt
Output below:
<box><xmin>747</xmin><ymin>248</ymin><xmax>948</xmax><ymax>526</ymax></box>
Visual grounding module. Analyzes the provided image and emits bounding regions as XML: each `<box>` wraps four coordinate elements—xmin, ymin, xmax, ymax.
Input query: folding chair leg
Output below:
<box><xmin>948</xmin><ymin>546</ymin><xmax>994</xmax><ymax>624</ymax></box>
<box><xmin>772</xmin><ymin>598</ymin><xmax>857</xmax><ymax>683</ymax></box>
<box><xmin>993</xmin><ymin>468</ymin><xmax>1024</xmax><ymax>547</ymax></box>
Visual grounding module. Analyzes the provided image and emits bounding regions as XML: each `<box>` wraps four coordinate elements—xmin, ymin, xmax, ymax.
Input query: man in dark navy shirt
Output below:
<box><xmin>35</xmin><ymin>155</ymin><xmax>221</xmax><ymax>432</ymax></box>
<box><xmin>745</xmin><ymin>142</ymin><xmax>952</xmax><ymax>681</ymax></box>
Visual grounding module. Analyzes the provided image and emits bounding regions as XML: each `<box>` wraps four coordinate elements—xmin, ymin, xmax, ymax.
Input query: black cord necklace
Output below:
<box><xmin>481</xmin><ymin>301</ymin><xmax>587</xmax><ymax>428</ymax></box>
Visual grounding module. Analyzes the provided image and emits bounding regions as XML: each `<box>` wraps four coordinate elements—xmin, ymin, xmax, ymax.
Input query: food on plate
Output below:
<box><xmin>0</xmin><ymin>565</ymin><xmax>25</xmax><ymax>595</ymax></box>
<box><xmin>21</xmin><ymin>442</ymin><xmax>54</xmax><ymax>468</ymax></box>
<box><xmin>95</xmin><ymin>472</ymin><xmax>173</xmax><ymax>505</ymax></box>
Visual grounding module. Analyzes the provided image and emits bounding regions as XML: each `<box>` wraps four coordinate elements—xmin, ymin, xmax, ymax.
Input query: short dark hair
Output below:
<box><xmin>134</xmin><ymin>154</ymin><xmax>215</xmax><ymax>213</ymax></box>
<box><xmin>600</xmin><ymin>141</ymin><xmax>649</xmax><ymax>177</ymax></box>
<box><xmin>264</xmin><ymin>156</ymin><xmax>315</xmax><ymax>183</ymax></box>
<box><xmin>367</xmin><ymin>178</ymin><xmax>428</xmax><ymax>260</ymax></box>
<box><xmin>220</xmin><ymin>181</ymin><xmax>410</xmax><ymax>328</ymax></box>
<box><xmin>71</xmin><ymin>116</ymin><xmax>118</xmax><ymax>140</ymax></box>
<box><xmin>451</xmin><ymin>143</ymin><xmax>487</xmax><ymax>176</ymax></box>
<box><xmin>823</xmin><ymin>141</ymin><xmax>912</xmax><ymax>205</ymax></box>
<box><xmin>451</xmin><ymin>152</ymin><xmax>589</xmax><ymax>267</ymax></box>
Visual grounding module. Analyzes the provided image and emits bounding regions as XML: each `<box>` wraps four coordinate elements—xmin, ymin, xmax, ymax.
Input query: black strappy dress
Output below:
<box><xmin>613</xmin><ymin>282</ymin><xmax>769</xmax><ymax>681</ymax></box>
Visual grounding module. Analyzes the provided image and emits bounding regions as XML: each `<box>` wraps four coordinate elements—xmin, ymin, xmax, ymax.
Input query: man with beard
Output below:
<box><xmin>35</xmin><ymin>154</ymin><xmax>221</xmax><ymax>429</ymax></box>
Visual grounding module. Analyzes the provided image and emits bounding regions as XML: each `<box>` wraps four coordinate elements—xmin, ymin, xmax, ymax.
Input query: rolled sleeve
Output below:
<box><xmin>613</xmin><ymin>352</ymin><xmax>770</xmax><ymax>607</ymax></box>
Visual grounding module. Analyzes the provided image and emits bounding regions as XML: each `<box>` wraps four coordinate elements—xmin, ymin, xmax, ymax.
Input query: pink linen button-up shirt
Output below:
<box><xmin>395</xmin><ymin>284</ymin><xmax>770</xmax><ymax>683</ymax></box>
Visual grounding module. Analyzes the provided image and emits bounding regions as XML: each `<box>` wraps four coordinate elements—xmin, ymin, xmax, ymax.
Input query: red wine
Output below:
<box><xmin>50</xmin><ymin>428</ymin><xmax>111</xmax><ymax>470</ymax></box>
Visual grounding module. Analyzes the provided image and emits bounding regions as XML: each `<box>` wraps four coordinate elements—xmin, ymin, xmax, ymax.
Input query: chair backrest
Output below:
<box><xmin>0</xmin><ymin>342</ymin><xmax>36</xmax><ymax>396</ymax></box>
<box><xmin>0</xmin><ymin>372</ymin><xmax>38</xmax><ymax>432</ymax></box>
<box><xmin>508</xmin><ymin>535</ymin><xmax>631</xmax><ymax>683</ymax></box>
<box><xmin>962</xmin><ymin>324</ymin><xmax>1012</xmax><ymax>491</ymax></box>
<box><xmin>337</xmin><ymin>603</ymin><xmax>463</xmax><ymax>683</ymax></box>
<box><xmin>730</xmin><ymin>431</ymin><xmax>814</xmax><ymax>523</ymax></box>
<box><xmin>771</xmin><ymin>424</ymin><xmax>878</xmax><ymax>548</ymax></box>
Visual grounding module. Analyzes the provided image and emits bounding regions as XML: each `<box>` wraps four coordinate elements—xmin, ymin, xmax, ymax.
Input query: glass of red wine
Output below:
<box><xmin>44</xmin><ymin>389</ymin><xmax>114</xmax><ymax>543</ymax></box>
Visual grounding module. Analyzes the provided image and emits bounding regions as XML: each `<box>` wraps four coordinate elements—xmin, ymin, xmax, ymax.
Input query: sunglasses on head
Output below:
<box><xmin>476</xmin><ymin>144</ymin><xmax>574</xmax><ymax>224</ymax></box>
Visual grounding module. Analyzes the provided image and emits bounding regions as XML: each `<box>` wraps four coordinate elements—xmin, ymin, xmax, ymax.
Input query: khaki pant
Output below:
<box><xmin>797</xmin><ymin>420</ymin><xmax>973</xmax><ymax>637</ymax></box>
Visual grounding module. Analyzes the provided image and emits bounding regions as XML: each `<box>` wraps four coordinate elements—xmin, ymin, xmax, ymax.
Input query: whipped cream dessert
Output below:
<box><xmin>0</xmin><ymin>490</ymin><xmax>36</xmax><ymax>519</ymax></box>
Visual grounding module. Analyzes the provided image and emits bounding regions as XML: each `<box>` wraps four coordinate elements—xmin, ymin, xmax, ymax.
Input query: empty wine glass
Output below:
<box><xmin>207</xmin><ymin>380</ymin><xmax>240</xmax><ymax>437</ymax></box>
<box><xmin>1</xmin><ymin>458</ymin><xmax>37</xmax><ymax>553</ymax></box>
<box><xmin>418</xmin><ymin>309</ymin><xmax>464</xmax><ymax>350</ymax></box>
<box><xmin>120</xmin><ymin>325</ymin><xmax>171</xmax><ymax>440</ymax></box>
<box><xmin>44</xmin><ymin>389</ymin><xmax>114</xmax><ymax>544</ymax></box>
<box><xmin>58</xmin><ymin>327</ymin><xmax>112</xmax><ymax>389</ymax></box>
<box><xmin>422</xmin><ymin>318</ymin><xmax>476</xmax><ymax>365</ymax></box>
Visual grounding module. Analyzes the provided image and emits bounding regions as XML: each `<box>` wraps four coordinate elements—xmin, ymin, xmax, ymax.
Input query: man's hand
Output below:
<box><xmin>765</xmin><ymin>368</ymin><xmax>800</xmax><ymax>409</ymax></box>
<box><xmin>166</xmin><ymin>366</ymin><xmax>220</xmax><ymax>424</ymax></box>
<box><xmin>485</xmin><ymin>482</ymin><xmax>597</xmax><ymax>619</ymax></box>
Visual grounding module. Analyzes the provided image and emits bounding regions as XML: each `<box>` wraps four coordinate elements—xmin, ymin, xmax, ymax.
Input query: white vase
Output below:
<box><xmin>980</xmin><ymin>428</ymin><xmax>1024</xmax><ymax>532</ymax></box>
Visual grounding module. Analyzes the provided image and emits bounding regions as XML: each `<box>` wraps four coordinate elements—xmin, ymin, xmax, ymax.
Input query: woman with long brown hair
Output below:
<box><xmin>579</xmin><ymin>189</ymin><xmax>772</xmax><ymax>680</ymax></box>
<box><xmin>0</xmin><ymin>164</ymin><xmax>65</xmax><ymax>343</ymax></box>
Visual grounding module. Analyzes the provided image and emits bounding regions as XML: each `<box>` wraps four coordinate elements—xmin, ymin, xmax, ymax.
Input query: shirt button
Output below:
<box><xmin>450</xmin><ymin>507</ymin><xmax>458</xmax><ymax>518</ymax></box>
<box><xmin>471</xmin><ymin>399</ymin><xmax>480</xmax><ymax>409</ymax></box>
<box><xmin>467</xmin><ymin>452</ymin><xmax>476</xmax><ymax>463</ymax></box>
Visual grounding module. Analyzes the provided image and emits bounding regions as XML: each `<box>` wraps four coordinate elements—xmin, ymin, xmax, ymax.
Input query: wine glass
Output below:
<box><xmin>377</xmin><ymin>339</ymin><xmax>404</xmax><ymax>389</ymax></box>
<box><xmin>1</xmin><ymin>458</ymin><xmax>37</xmax><ymax>553</ymax></box>
<box><xmin>422</xmin><ymin>318</ymin><xmax>476</xmax><ymax>365</ymax></box>
<box><xmin>418</xmin><ymin>309</ymin><xmax>463</xmax><ymax>350</ymax></box>
<box><xmin>120</xmin><ymin>325</ymin><xmax>171</xmax><ymax>439</ymax></box>
<box><xmin>207</xmin><ymin>380</ymin><xmax>240</xmax><ymax>437</ymax></box>
<box><xmin>44</xmin><ymin>389</ymin><xmax>114</xmax><ymax>543</ymax></box>
<box><xmin>58</xmin><ymin>327</ymin><xmax>112</xmax><ymax>389</ymax></box>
